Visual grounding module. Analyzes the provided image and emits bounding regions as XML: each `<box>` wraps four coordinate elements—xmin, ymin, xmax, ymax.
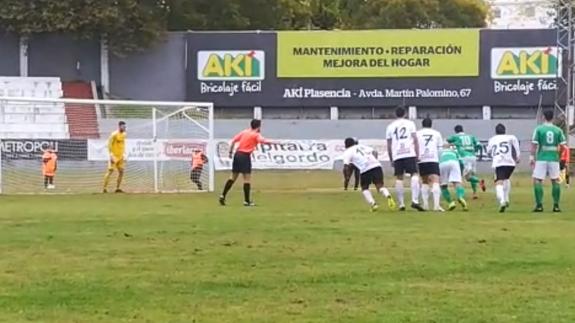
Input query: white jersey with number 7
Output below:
<box><xmin>386</xmin><ymin>119</ymin><xmax>417</xmax><ymax>161</ymax></box>
<box><xmin>417</xmin><ymin>128</ymin><xmax>443</xmax><ymax>163</ymax></box>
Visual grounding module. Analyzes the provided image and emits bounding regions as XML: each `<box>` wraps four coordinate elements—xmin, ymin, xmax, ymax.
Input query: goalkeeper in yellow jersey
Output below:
<box><xmin>103</xmin><ymin>121</ymin><xmax>127</xmax><ymax>193</ymax></box>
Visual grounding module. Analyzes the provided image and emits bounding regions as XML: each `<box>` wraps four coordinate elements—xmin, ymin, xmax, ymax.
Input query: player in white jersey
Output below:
<box><xmin>416</xmin><ymin>117</ymin><xmax>444</xmax><ymax>212</ymax></box>
<box><xmin>385</xmin><ymin>107</ymin><xmax>424</xmax><ymax>212</ymax></box>
<box><xmin>342</xmin><ymin>138</ymin><xmax>396</xmax><ymax>212</ymax></box>
<box><xmin>487</xmin><ymin>124</ymin><xmax>520</xmax><ymax>213</ymax></box>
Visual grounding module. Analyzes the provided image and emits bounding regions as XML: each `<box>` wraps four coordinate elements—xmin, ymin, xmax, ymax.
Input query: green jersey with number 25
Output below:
<box><xmin>532</xmin><ymin>124</ymin><xmax>566</xmax><ymax>162</ymax></box>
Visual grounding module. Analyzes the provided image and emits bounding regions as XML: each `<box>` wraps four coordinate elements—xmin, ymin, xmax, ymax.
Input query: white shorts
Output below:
<box><xmin>532</xmin><ymin>161</ymin><xmax>561</xmax><ymax>180</ymax></box>
<box><xmin>440</xmin><ymin>160</ymin><xmax>463</xmax><ymax>185</ymax></box>
<box><xmin>461</xmin><ymin>156</ymin><xmax>477</xmax><ymax>176</ymax></box>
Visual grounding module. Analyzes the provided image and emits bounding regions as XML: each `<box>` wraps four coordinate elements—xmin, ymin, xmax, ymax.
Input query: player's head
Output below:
<box><xmin>250</xmin><ymin>119</ymin><xmax>262</xmax><ymax>131</ymax></box>
<box><xmin>495</xmin><ymin>123</ymin><xmax>506</xmax><ymax>135</ymax></box>
<box><xmin>118</xmin><ymin>121</ymin><xmax>126</xmax><ymax>132</ymax></box>
<box><xmin>345</xmin><ymin>137</ymin><xmax>357</xmax><ymax>149</ymax></box>
<box><xmin>422</xmin><ymin>117</ymin><xmax>432</xmax><ymax>128</ymax></box>
<box><xmin>454</xmin><ymin>125</ymin><xmax>463</xmax><ymax>133</ymax></box>
<box><xmin>543</xmin><ymin>110</ymin><xmax>554</xmax><ymax>122</ymax></box>
<box><xmin>395</xmin><ymin>107</ymin><xmax>406</xmax><ymax>118</ymax></box>
<box><xmin>46</xmin><ymin>144</ymin><xmax>54</xmax><ymax>153</ymax></box>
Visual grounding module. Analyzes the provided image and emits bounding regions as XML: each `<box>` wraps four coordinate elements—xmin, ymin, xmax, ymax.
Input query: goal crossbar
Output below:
<box><xmin>0</xmin><ymin>96</ymin><xmax>214</xmax><ymax>108</ymax></box>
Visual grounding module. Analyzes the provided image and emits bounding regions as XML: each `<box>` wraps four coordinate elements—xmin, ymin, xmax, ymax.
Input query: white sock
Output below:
<box><xmin>432</xmin><ymin>183</ymin><xmax>441</xmax><ymax>210</ymax></box>
<box><xmin>411</xmin><ymin>175</ymin><xmax>420</xmax><ymax>204</ymax></box>
<box><xmin>503</xmin><ymin>180</ymin><xmax>511</xmax><ymax>203</ymax></box>
<box><xmin>362</xmin><ymin>190</ymin><xmax>376</xmax><ymax>206</ymax></box>
<box><xmin>421</xmin><ymin>184</ymin><xmax>430</xmax><ymax>209</ymax></box>
<box><xmin>495</xmin><ymin>184</ymin><xmax>505</xmax><ymax>205</ymax></box>
<box><xmin>395</xmin><ymin>180</ymin><xmax>405</xmax><ymax>206</ymax></box>
<box><xmin>379</xmin><ymin>187</ymin><xmax>391</xmax><ymax>198</ymax></box>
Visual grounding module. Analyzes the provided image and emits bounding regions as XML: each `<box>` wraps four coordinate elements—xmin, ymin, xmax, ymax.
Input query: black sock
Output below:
<box><xmin>244</xmin><ymin>183</ymin><xmax>251</xmax><ymax>203</ymax></box>
<box><xmin>44</xmin><ymin>177</ymin><xmax>48</xmax><ymax>188</ymax></box>
<box><xmin>567</xmin><ymin>174</ymin><xmax>571</xmax><ymax>185</ymax></box>
<box><xmin>49</xmin><ymin>177</ymin><xmax>54</xmax><ymax>185</ymax></box>
<box><xmin>222</xmin><ymin>179</ymin><xmax>234</xmax><ymax>197</ymax></box>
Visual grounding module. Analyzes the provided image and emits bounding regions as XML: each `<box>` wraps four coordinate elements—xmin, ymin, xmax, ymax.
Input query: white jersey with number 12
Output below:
<box><xmin>417</xmin><ymin>128</ymin><xmax>443</xmax><ymax>163</ymax></box>
<box><xmin>342</xmin><ymin>145</ymin><xmax>381</xmax><ymax>174</ymax></box>
<box><xmin>386</xmin><ymin>119</ymin><xmax>417</xmax><ymax>161</ymax></box>
<box><xmin>487</xmin><ymin>134</ymin><xmax>520</xmax><ymax>168</ymax></box>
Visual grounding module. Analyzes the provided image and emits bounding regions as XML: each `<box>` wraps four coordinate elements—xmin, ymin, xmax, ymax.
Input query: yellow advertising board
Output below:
<box><xmin>277</xmin><ymin>29</ymin><xmax>479</xmax><ymax>78</ymax></box>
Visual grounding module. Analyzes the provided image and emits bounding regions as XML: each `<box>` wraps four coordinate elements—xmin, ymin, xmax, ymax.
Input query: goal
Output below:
<box><xmin>0</xmin><ymin>97</ymin><xmax>214</xmax><ymax>194</ymax></box>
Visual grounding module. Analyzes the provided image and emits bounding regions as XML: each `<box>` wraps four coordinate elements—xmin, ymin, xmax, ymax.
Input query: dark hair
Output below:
<box><xmin>495</xmin><ymin>123</ymin><xmax>506</xmax><ymax>135</ymax></box>
<box><xmin>422</xmin><ymin>118</ymin><xmax>432</xmax><ymax>128</ymax></box>
<box><xmin>119</xmin><ymin>121</ymin><xmax>126</xmax><ymax>126</ymax></box>
<box><xmin>345</xmin><ymin>137</ymin><xmax>357</xmax><ymax>148</ymax></box>
<box><xmin>395</xmin><ymin>107</ymin><xmax>406</xmax><ymax>118</ymax></box>
<box><xmin>543</xmin><ymin>110</ymin><xmax>554</xmax><ymax>122</ymax></box>
<box><xmin>454</xmin><ymin>125</ymin><xmax>463</xmax><ymax>133</ymax></box>
<box><xmin>250</xmin><ymin>119</ymin><xmax>262</xmax><ymax>130</ymax></box>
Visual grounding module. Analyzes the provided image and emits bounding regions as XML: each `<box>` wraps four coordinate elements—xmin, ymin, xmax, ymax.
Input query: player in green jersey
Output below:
<box><xmin>531</xmin><ymin>110</ymin><xmax>567</xmax><ymax>213</ymax></box>
<box><xmin>447</xmin><ymin>125</ymin><xmax>485</xmax><ymax>199</ymax></box>
<box><xmin>439</xmin><ymin>146</ymin><xmax>468</xmax><ymax>211</ymax></box>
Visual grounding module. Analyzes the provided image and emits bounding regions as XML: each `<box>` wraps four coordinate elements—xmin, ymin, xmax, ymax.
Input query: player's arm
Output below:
<box><xmin>412</xmin><ymin>133</ymin><xmax>420</xmax><ymax>160</ymax></box>
<box><xmin>446</xmin><ymin>135</ymin><xmax>456</xmax><ymax>144</ymax></box>
<box><xmin>107</xmin><ymin>133</ymin><xmax>116</xmax><ymax>162</ymax></box>
<box><xmin>386</xmin><ymin>127</ymin><xmax>394</xmax><ymax>164</ymax></box>
<box><xmin>512</xmin><ymin>137</ymin><xmax>521</xmax><ymax>163</ymax></box>
<box><xmin>530</xmin><ymin>129</ymin><xmax>538</xmax><ymax>166</ymax></box>
<box><xmin>202</xmin><ymin>153</ymin><xmax>208</xmax><ymax>163</ymax></box>
<box><xmin>257</xmin><ymin>134</ymin><xmax>276</xmax><ymax>145</ymax></box>
<box><xmin>411</xmin><ymin>124</ymin><xmax>420</xmax><ymax>160</ymax></box>
<box><xmin>486</xmin><ymin>139</ymin><xmax>494</xmax><ymax>159</ymax></box>
<box><xmin>229</xmin><ymin>132</ymin><xmax>242</xmax><ymax>158</ymax></box>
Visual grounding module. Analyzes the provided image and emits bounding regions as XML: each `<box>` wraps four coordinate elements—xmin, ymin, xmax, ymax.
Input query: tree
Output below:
<box><xmin>341</xmin><ymin>0</ymin><xmax>488</xmax><ymax>29</ymax></box>
<box><xmin>0</xmin><ymin>0</ymin><xmax>168</xmax><ymax>55</ymax></box>
<box><xmin>0</xmin><ymin>0</ymin><xmax>489</xmax><ymax>55</ymax></box>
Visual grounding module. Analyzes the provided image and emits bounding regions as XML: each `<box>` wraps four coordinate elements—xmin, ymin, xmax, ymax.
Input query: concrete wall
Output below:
<box><xmin>28</xmin><ymin>34</ymin><xmax>100</xmax><ymax>82</ymax></box>
<box><xmin>213</xmin><ymin>119</ymin><xmax>536</xmax><ymax>141</ymax></box>
<box><xmin>0</xmin><ymin>33</ymin><xmax>20</xmax><ymax>76</ymax></box>
<box><xmin>109</xmin><ymin>32</ymin><xmax>187</xmax><ymax>101</ymax></box>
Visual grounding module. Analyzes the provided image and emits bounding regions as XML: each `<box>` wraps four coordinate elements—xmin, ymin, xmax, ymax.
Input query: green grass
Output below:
<box><xmin>1</xmin><ymin>171</ymin><xmax>575</xmax><ymax>322</ymax></box>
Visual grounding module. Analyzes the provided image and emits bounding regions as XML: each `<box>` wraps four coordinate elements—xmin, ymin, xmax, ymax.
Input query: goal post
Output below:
<box><xmin>0</xmin><ymin>96</ymin><xmax>214</xmax><ymax>194</ymax></box>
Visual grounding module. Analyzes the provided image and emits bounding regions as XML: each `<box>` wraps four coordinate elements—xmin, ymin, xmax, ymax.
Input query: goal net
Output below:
<box><xmin>0</xmin><ymin>97</ymin><xmax>214</xmax><ymax>194</ymax></box>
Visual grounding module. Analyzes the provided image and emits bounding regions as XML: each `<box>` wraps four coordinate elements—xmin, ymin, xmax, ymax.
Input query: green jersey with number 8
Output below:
<box><xmin>532</xmin><ymin>124</ymin><xmax>566</xmax><ymax>162</ymax></box>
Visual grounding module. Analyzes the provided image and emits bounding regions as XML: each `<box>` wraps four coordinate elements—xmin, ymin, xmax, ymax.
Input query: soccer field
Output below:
<box><xmin>1</xmin><ymin>171</ymin><xmax>574</xmax><ymax>322</ymax></box>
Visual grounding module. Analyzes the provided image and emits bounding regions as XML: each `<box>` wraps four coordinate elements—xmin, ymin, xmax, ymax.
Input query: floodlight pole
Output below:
<box><xmin>555</xmin><ymin>0</ymin><xmax>575</xmax><ymax>143</ymax></box>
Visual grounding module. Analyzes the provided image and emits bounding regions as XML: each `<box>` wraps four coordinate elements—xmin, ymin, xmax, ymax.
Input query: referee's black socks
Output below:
<box><xmin>222</xmin><ymin>179</ymin><xmax>234</xmax><ymax>197</ymax></box>
<box><xmin>244</xmin><ymin>183</ymin><xmax>251</xmax><ymax>203</ymax></box>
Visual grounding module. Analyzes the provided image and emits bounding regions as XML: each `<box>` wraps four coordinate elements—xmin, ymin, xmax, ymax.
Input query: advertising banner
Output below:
<box><xmin>277</xmin><ymin>30</ymin><xmax>479</xmax><ymax>78</ymax></box>
<box><xmin>187</xmin><ymin>29</ymin><xmax>560</xmax><ymax>107</ymax></box>
<box><xmin>87</xmin><ymin>139</ymin><xmax>206</xmax><ymax>161</ymax></box>
<box><xmin>213</xmin><ymin>139</ymin><xmax>389</xmax><ymax>170</ymax></box>
<box><xmin>0</xmin><ymin>139</ymin><xmax>87</xmax><ymax>160</ymax></box>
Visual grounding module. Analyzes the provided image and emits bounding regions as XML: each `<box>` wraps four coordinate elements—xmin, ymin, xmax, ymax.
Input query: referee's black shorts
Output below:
<box><xmin>232</xmin><ymin>152</ymin><xmax>252</xmax><ymax>174</ymax></box>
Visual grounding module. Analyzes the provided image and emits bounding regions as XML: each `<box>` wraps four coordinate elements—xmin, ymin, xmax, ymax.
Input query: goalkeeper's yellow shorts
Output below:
<box><xmin>108</xmin><ymin>158</ymin><xmax>125</xmax><ymax>171</ymax></box>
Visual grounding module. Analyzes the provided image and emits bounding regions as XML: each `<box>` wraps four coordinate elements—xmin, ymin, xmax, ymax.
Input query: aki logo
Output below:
<box><xmin>491</xmin><ymin>47</ymin><xmax>562</xmax><ymax>79</ymax></box>
<box><xmin>197</xmin><ymin>50</ymin><xmax>265</xmax><ymax>81</ymax></box>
